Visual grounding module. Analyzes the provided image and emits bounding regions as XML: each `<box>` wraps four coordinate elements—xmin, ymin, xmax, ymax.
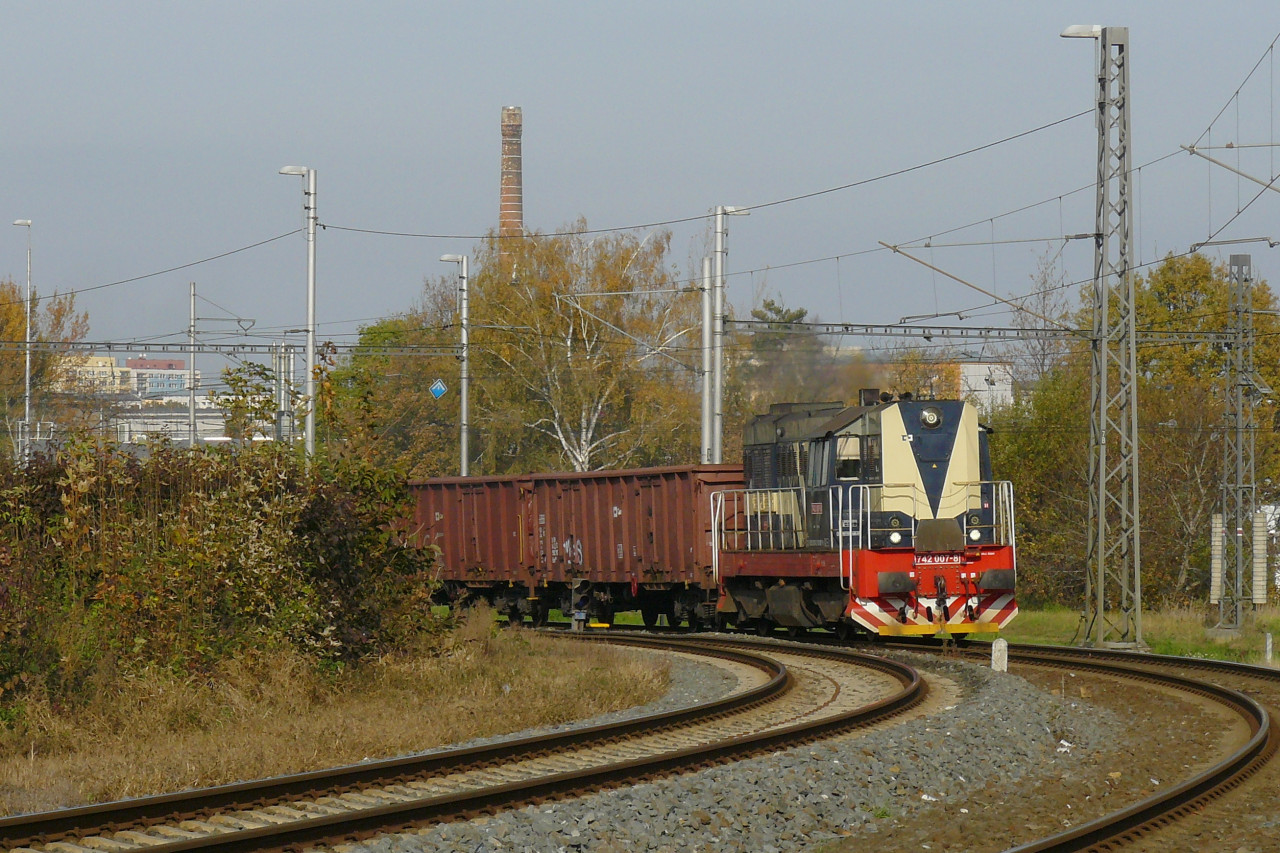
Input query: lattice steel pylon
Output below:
<box><xmin>1074</xmin><ymin>26</ymin><xmax>1144</xmax><ymax>648</ymax></box>
<box><xmin>1213</xmin><ymin>255</ymin><xmax>1263</xmax><ymax>629</ymax></box>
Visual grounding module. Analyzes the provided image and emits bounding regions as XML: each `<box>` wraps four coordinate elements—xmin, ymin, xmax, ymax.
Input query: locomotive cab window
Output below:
<box><xmin>806</xmin><ymin>439</ymin><xmax>831</xmax><ymax>488</ymax></box>
<box><xmin>835</xmin><ymin>435</ymin><xmax>861</xmax><ymax>480</ymax></box>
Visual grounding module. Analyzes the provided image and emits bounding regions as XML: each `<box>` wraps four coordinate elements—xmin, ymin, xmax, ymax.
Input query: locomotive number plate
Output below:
<box><xmin>914</xmin><ymin>553</ymin><xmax>964</xmax><ymax>566</ymax></box>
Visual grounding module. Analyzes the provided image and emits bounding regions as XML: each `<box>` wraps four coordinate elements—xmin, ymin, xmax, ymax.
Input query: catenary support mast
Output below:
<box><xmin>1067</xmin><ymin>25</ymin><xmax>1143</xmax><ymax>648</ymax></box>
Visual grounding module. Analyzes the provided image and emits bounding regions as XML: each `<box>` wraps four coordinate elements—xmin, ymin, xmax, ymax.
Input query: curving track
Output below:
<box><xmin>0</xmin><ymin>636</ymin><xmax>922</xmax><ymax>853</ymax></box>
<box><xmin>994</xmin><ymin>643</ymin><xmax>1278</xmax><ymax>853</ymax></box>
<box><xmin>870</xmin><ymin>639</ymin><xmax>1277</xmax><ymax>853</ymax></box>
<box><xmin>5</xmin><ymin>633</ymin><xmax>1274</xmax><ymax>853</ymax></box>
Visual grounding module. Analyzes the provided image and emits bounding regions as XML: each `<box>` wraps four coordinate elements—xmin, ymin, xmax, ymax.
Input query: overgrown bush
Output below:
<box><xmin>0</xmin><ymin>435</ymin><xmax>439</xmax><ymax>709</ymax></box>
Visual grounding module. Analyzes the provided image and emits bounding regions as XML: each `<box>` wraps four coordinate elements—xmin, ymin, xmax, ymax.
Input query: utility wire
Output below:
<box><xmin>322</xmin><ymin>110</ymin><xmax>1093</xmax><ymax>241</ymax></box>
<box><xmin>0</xmin><ymin>229</ymin><xmax>302</xmax><ymax>310</ymax></box>
<box><xmin>1193</xmin><ymin>30</ymin><xmax>1280</xmax><ymax>148</ymax></box>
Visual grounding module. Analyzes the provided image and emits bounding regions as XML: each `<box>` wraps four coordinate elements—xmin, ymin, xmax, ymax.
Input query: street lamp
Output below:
<box><xmin>713</xmin><ymin>205</ymin><xmax>749</xmax><ymax>463</ymax></box>
<box><xmin>278</xmin><ymin>166</ymin><xmax>317</xmax><ymax>458</ymax></box>
<box><xmin>1060</xmin><ymin>24</ymin><xmax>1103</xmax><ymax>38</ymax></box>
<box><xmin>12</xmin><ymin>220</ymin><xmax>31</xmax><ymax>462</ymax></box>
<box><xmin>440</xmin><ymin>254</ymin><xmax>470</xmax><ymax>476</ymax></box>
<box><xmin>700</xmin><ymin>256</ymin><xmax>713</xmax><ymax>464</ymax></box>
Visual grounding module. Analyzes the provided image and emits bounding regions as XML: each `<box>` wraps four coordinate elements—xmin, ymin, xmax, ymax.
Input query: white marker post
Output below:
<box><xmin>992</xmin><ymin>638</ymin><xmax>1009</xmax><ymax>673</ymax></box>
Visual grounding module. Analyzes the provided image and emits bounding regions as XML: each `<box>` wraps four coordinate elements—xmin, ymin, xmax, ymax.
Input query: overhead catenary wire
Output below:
<box><xmin>17</xmin><ymin>88</ymin><xmax>1272</xmax><ymax>361</ymax></box>
<box><xmin>1193</xmin><ymin>30</ymin><xmax>1280</xmax><ymax>149</ymax></box>
<box><xmin>321</xmin><ymin>110</ymin><xmax>1093</xmax><ymax>241</ymax></box>
<box><xmin>0</xmin><ymin>229</ymin><xmax>303</xmax><ymax>311</ymax></box>
<box><xmin>4</xmin><ymin>109</ymin><xmax>1094</xmax><ymax>353</ymax></box>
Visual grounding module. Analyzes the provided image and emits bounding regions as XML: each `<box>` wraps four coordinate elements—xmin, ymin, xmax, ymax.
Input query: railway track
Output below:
<box><xmin>7</xmin><ymin>632</ymin><xmax>1272</xmax><ymax>853</ymax></box>
<box><xmin>0</xmin><ymin>635</ymin><xmax>923</xmax><ymax>853</ymax></box>
<box><xmin>868</xmin><ymin>638</ymin><xmax>1277</xmax><ymax>852</ymax></box>
<box><xmin>1003</xmin><ymin>643</ymin><xmax>1278</xmax><ymax>852</ymax></box>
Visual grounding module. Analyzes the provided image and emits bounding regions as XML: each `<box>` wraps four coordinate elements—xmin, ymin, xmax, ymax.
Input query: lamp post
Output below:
<box><xmin>278</xmin><ymin>166</ymin><xmax>317</xmax><ymax>458</ymax></box>
<box><xmin>713</xmin><ymin>205</ymin><xmax>748</xmax><ymax>464</ymax></box>
<box><xmin>12</xmin><ymin>220</ymin><xmax>31</xmax><ymax>462</ymax></box>
<box><xmin>700</xmin><ymin>256</ymin><xmax>713</xmax><ymax>464</ymax></box>
<box><xmin>439</xmin><ymin>254</ymin><xmax>470</xmax><ymax>476</ymax></box>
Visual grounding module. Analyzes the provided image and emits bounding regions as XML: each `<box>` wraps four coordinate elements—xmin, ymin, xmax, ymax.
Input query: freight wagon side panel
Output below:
<box><xmin>529</xmin><ymin>466</ymin><xmax>743</xmax><ymax>591</ymax></box>
<box><xmin>409</xmin><ymin>477</ymin><xmax>528</xmax><ymax>583</ymax></box>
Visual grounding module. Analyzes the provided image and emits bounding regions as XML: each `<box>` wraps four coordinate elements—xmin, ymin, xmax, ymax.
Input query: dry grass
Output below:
<box><xmin>0</xmin><ymin>610</ymin><xmax>668</xmax><ymax>816</ymax></box>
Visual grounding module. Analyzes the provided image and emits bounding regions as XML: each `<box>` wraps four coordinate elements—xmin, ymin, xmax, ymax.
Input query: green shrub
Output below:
<box><xmin>0</xmin><ymin>434</ymin><xmax>439</xmax><ymax>709</ymax></box>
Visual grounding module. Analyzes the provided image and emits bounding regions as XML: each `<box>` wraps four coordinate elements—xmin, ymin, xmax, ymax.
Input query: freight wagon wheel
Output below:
<box><xmin>641</xmin><ymin>603</ymin><xmax>660</xmax><ymax>630</ymax></box>
<box><xmin>504</xmin><ymin>603</ymin><xmax>523</xmax><ymax>628</ymax></box>
<box><xmin>754</xmin><ymin>619</ymin><xmax>773</xmax><ymax>637</ymax></box>
<box><xmin>785</xmin><ymin>626</ymin><xmax>806</xmax><ymax>639</ymax></box>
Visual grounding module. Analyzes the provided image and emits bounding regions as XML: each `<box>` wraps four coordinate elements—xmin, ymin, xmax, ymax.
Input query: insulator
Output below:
<box><xmin>1253</xmin><ymin>511</ymin><xmax>1269</xmax><ymax>604</ymax></box>
<box><xmin>1210</xmin><ymin>513</ymin><xmax>1223</xmax><ymax>604</ymax></box>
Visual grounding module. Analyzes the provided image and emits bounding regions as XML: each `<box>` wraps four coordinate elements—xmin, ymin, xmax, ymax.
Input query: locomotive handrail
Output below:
<box><xmin>712</xmin><ymin>480</ymin><xmax>1016</xmax><ymax>568</ymax></box>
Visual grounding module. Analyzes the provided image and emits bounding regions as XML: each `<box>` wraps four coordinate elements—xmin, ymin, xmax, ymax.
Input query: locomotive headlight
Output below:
<box><xmin>969</xmin><ymin>528</ymin><xmax>982</xmax><ymax>542</ymax></box>
<box><xmin>889</xmin><ymin>531</ymin><xmax>903</xmax><ymax>545</ymax></box>
<box><xmin>920</xmin><ymin>406</ymin><xmax>943</xmax><ymax>429</ymax></box>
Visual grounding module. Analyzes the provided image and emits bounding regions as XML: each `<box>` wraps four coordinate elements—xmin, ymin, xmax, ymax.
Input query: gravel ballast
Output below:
<box><xmin>345</xmin><ymin>643</ymin><xmax>1131</xmax><ymax>853</ymax></box>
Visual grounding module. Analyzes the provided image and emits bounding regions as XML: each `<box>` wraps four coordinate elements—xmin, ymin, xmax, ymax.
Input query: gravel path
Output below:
<box><xmin>340</xmin><ymin>643</ymin><xmax>1134</xmax><ymax>853</ymax></box>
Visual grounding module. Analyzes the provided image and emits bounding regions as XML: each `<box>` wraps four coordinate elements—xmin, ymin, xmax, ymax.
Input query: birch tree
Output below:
<box><xmin>473</xmin><ymin>223</ymin><xmax>701</xmax><ymax>472</ymax></box>
<box><xmin>329</xmin><ymin>222</ymin><xmax>702</xmax><ymax>475</ymax></box>
<box><xmin>0</xmin><ymin>278</ymin><xmax>88</xmax><ymax>454</ymax></box>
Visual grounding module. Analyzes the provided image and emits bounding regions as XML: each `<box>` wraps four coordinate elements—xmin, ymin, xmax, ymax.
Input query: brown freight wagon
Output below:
<box><xmin>409</xmin><ymin>465</ymin><xmax>744</xmax><ymax>628</ymax></box>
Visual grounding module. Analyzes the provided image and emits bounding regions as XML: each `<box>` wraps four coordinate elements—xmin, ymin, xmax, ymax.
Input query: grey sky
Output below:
<box><xmin>3</xmin><ymin>3</ymin><xmax>1279</xmax><ymax>379</ymax></box>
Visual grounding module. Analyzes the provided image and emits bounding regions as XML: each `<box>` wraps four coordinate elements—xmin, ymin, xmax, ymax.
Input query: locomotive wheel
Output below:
<box><xmin>834</xmin><ymin>621</ymin><xmax>853</xmax><ymax>642</ymax></box>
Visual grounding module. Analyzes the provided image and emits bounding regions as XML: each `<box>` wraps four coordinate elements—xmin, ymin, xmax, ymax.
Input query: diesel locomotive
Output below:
<box><xmin>409</xmin><ymin>392</ymin><xmax>1017</xmax><ymax>638</ymax></box>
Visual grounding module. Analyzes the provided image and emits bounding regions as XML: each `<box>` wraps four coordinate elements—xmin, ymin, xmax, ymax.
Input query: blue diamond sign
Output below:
<box><xmin>429</xmin><ymin>379</ymin><xmax>448</xmax><ymax>399</ymax></box>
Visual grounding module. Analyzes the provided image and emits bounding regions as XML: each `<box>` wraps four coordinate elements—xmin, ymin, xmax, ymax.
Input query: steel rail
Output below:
<box><xmin>1000</xmin><ymin>644</ymin><xmax>1276</xmax><ymax>853</ymax></box>
<box><xmin>0</xmin><ymin>636</ymin><xmax>788</xmax><ymax>851</ymax></box>
<box><xmin>881</xmin><ymin>638</ymin><xmax>1275</xmax><ymax>853</ymax></box>
<box><xmin>96</xmin><ymin>643</ymin><xmax>920</xmax><ymax>853</ymax></box>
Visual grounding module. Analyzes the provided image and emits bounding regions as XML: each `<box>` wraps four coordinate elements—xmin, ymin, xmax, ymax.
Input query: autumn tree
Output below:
<box><xmin>473</xmin><ymin>223</ymin><xmax>701</xmax><ymax>472</ymax></box>
<box><xmin>328</xmin><ymin>222</ymin><xmax>703</xmax><ymax>475</ymax></box>
<box><xmin>987</xmin><ymin>355</ymin><xmax>1091</xmax><ymax>605</ymax></box>
<box><xmin>733</xmin><ymin>297</ymin><xmax>875</xmax><ymax>411</ymax></box>
<box><xmin>1003</xmin><ymin>250</ymin><xmax>1078</xmax><ymax>385</ymax></box>
<box><xmin>0</xmin><ymin>278</ymin><xmax>88</xmax><ymax>455</ymax></box>
<box><xmin>878</xmin><ymin>343</ymin><xmax>962</xmax><ymax>399</ymax></box>
<box><xmin>326</xmin><ymin>305</ymin><xmax>461</xmax><ymax>479</ymax></box>
<box><xmin>988</xmin><ymin>252</ymin><xmax>1280</xmax><ymax>607</ymax></box>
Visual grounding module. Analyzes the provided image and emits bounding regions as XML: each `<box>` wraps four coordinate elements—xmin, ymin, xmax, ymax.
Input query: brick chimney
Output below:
<box><xmin>500</xmin><ymin>106</ymin><xmax>523</xmax><ymax>248</ymax></box>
